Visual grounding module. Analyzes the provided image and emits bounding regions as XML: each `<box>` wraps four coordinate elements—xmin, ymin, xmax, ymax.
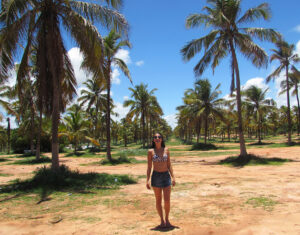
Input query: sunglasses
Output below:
<box><xmin>153</xmin><ymin>136</ymin><xmax>162</xmax><ymax>139</ymax></box>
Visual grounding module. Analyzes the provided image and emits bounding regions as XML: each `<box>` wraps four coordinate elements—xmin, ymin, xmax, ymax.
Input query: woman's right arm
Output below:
<box><xmin>146</xmin><ymin>149</ymin><xmax>152</xmax><ymax>189</ymax></box>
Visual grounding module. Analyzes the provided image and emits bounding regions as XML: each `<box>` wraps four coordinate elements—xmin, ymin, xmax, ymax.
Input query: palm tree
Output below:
<box><xmin>267</xmin><ymin>40</ymin><xmax>300</xmax><ymax>144</ymax></box>
<box><xmin>182</xmin><ymin>79</ymin><xmax>223</xmax><ymax>144</ymax></box>
<box><xmin>280</xmin><ymin>67</ymin><xmax>300</xmax><ymax>135</ymax></box>
<box><xmin>82</xmin><ymin>30</ymin><xmax>131</xmax><ymax>161</ymax></box>
<box><xmin>78</xmin><ymin>77</ymin><xmax>107</xmax><ymax>139</ymax></box>
<box><xmin>146</xmin><ymin>95</ymin><xmax>163</xmax><ymax>145</ymax></box>
<box><xmin>102</xmin><ymin>31</ymin><xmax>132</xmax><ymax>153</ymax></box>
<box><xmin>181</xmin><ymin>0</ymin><xmax>280</xmax><ymax>160</ymax></box>
<box><xmin>124</xmin><ymin>83</ymin><xmax>157</xmax><ymax>148</ymax></box>
<box><xmin>0</xmin><ymin>85</ymin><xmax>17</xmax><ymax>154</ymax></box>
<box><xmin>0</xmin><ymin>0</ymin><xmax>128</xmax><ymax>171</ymax></box>
<box><xmin>61</xmin><ymin>104</ymin><xmax>88</xmax><ymax>154</ymax></box>
<box><xmin>244</xmin><ymin>85</ymin><xmax>275</xmax><ymax>143</ymax></box>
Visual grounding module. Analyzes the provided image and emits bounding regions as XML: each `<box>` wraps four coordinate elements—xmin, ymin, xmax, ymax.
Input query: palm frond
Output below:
<box><xmin>237</xmin><ymin>3</ymin><xmax>271</xmax><ymax>24</ymax></box>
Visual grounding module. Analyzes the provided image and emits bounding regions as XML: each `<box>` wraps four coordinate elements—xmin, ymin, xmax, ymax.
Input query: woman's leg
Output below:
<box><xmin>153</xmin><ymin>186</ymin><xmax>165</xmax><ymax>226</ymax></box>
<box><xmin>163</xmin><ymin>186</ymin><xmax>172</xmax><ymax>227</ymax></box>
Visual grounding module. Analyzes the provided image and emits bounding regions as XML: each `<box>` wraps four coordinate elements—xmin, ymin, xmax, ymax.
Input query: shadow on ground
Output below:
<box><xmin>150</xmin><ymin>224</ymin><xmax>180</xmax><ymax>232</ymax></box>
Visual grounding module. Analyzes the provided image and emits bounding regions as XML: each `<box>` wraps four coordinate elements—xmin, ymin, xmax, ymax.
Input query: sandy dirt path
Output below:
<box><xmin>0</xmin><ymin>147</ymin><xmax>300</xmax><ymax>234</ymax></box>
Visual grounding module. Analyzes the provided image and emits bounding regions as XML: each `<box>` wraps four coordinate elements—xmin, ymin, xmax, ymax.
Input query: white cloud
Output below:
<box><xmin>292</xmin><ymin>25</ymin><xmax>300</xmax><ymax>32</ymax></box>
<box><xmin>135</xmin><ymin>60</ymin><xmax>144</xmax><ymax>66</ymax></box>
<box><xmin>222</xmin><ymin>93</ymin><xmax>235</xmax><ymax>101</ymax></box>
<box><xmin>273</xmin><ymin>72</ymin><xmax>297</xmax><ymax>107</ymax></box>
<box><xmin>111</xmin><ymin>68</ymin><xmax>121</xmax><ymax>85</ymax></box>
<box><xmin>100</xmin><ymin>90</ymin><xmax>113</xmax><ymax>97</ymax></box>
<box><xmin>163</xmin><ymin>114</ymin><xmax>177</xmax><ymax>130</ymax></box>
<box><xmin>68</xmin><ymin>47</ymin><xmax>89</xmax><ymax>86</ymax></box>
<box><xmin>111</xmin><ymin>102</ymin><xmax>130</xmax><ymax>122</ymax></box>
<box><xmin>115</xmin><ymin>49</ymin><xmax>131</xmax><ymax>64</ymax></box>
<box><xmin>241</xmin><ymin>77</ymin><xmax>269</xmax><ymax>91</ymax></box>
<box><xmin>123</xmin><ymin>96</ymin><xmax>129</xmax><ymax>101</ymax></box>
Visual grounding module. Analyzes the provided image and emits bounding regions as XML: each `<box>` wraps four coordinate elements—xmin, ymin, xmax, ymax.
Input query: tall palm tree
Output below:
<box><xmin>183</xmin><ymin>79</ymin><xmax>223</xmax><ymax>144</ymax></box>
<box><xmin>267</xmin><ymin>40</ymin><xmax>300</xmax><ymax>144</ymax></box>
<box><xmin>124</xmin><ymin>83</ymin><xmax>157</xmax><ymax>148</ymax></box>
<box><xmin>244</xmin><ymin>85</ymin><xmax>275</xmax><ymax>143</ymax></box>
<box><xmin>181</xmin><ymin>0</ymin><xmax>280</xmax><ymax>160</ymax></box>
<box><xmin>81</xmin><ymin>30</ymin><xmax>131</xmax><ymax>161</ymax></box>
<box><xmin>0</xmin><ymin>0</ymin><xmax>128</xmax><ymax>171</ymax></box>
<box><xmin>280</xmin><ymin>67</ymin><xmax>300</xmax><ymax>135</ymax></box>
<box><xmin>78</xmin><ymin>77</ymin><xmax>107</xmax><ymax>139</ymax></box>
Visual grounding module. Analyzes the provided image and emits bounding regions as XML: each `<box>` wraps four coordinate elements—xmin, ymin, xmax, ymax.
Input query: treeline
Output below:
<box><xmin>175</xmin><ymin>79</ymin><xmax>299</xmax><ymax>144</ymax></box>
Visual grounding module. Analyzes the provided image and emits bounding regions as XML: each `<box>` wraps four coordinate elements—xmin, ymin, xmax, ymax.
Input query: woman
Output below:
<box><xmin>146</xmin><ymin>132</ymin><xmax>176</xmax><ymax>228</ymax></box>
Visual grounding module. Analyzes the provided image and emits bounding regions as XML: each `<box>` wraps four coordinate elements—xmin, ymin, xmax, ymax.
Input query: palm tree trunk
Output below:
<box><xmin>204</xmin><ymin>112</ymin><xmax>208</xmax><ymax>144</ymax></box>
<box><xmin>295</xmin><ymin>84</ymin><xmax>300</xmax><ymax>136</ymax></box>
<box><xmin>141</xmin><ymin>111</ymin><xmax>145</xmax><ymax>148</ymax></box>
<box><xmin>7</xmin><ymin>117</ymin><xmax>10</xmax><ymax>154</ymax></box>
<box><xmin>30</xmin><ymin>104</ymin><xmax>35</xmax><ymax>154</ymax></box>
<box><xmin>35</xmin><ymin>110</ymin><xmax>42</xmax><ymax>160</ymax></box>
<box><xmin>106</xmin><ymin>65</ymin><xmax>112</xmax><ymax>161</ymax></box>
<box><xmin>258</xmin><ymin>113</ymin><xmax>262</xmax><ymax>144</ymax></box>
<box><xmin>227</xmin><ymin>125</ymin><xmax>231</xmax><ymax>142</ymax></box>
<box><xmin>230</xmin><ymin>40</ymin><xmax>248</xmax><ymax>159</ymax></box>
<box><xmin>285</xmin><ymin>65</ymin><xmax>292</xmax><ymax>144</ymax></box>
<box><xmin>51</xmin><ymin>80</ymin><xmax>60</xmax><ymax>171</ymax></box>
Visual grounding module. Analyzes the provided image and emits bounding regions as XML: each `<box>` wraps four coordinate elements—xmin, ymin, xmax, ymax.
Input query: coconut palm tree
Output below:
<box><xmin>0</xmin><ymin>0</ymin><xmax>128</xmax><ymax>170</ymax></box>
<box><xmin>267</xmin><ymin>40</ymin><xmax>300</xmax><ymax>144</ymax></box>
<box><xmin>182</xmin><ymin>79</ymin><xmax>223</xmax><ymax>144</ymax></box>
<box><xmin>279</xmin><ymin>67</ymin><xmax>300</xmax><ymax>135</ymax></box>
<box><xmin>78</xmin><ymin>77</ymin><xmax>107</xmax><ymax>139</ymax></box>
<box><xmin>244</xmin><ymin>85</ymin><xmax>275</xmax><ymax>143</ymax></box>
<box><xmin>82</xmin><ymin>30</ymin><xmax>131</xmax><ymax>161</ymax></box>
<box><xmin>124</xmin><ymin>83</ymin><xmax>157</xmax><ymax>148</ymax></box>
<box><xmin>181</xmin><ymin>0</ymin><xmax>280</xmax><ymax>160</ymax></box>
<box><xmin>61</xmin><ymin>104</ymin><xmax>88</xmax><ymax>154</ymax></box>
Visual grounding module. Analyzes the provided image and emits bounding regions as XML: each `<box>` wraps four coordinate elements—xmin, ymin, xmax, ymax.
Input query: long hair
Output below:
<box><xmin>151</xmin><ymin>132</ymin><xmax>166</xmax><ymax>148</ymax></box>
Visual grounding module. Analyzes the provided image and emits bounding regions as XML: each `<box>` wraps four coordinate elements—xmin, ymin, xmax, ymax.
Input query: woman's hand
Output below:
<box><xmin>172</xmin><ymin>179</ymin><xmax>176</xmax><ymax>187</ymax></box>
<box><xmin>146</xmin><ymin>181</ymin><xmax>151</xmax><ymax>190</ymax></box>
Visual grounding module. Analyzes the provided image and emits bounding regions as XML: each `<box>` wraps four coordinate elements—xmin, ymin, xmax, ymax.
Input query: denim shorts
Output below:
<box><xmin>151</xmin><ymin>171</ymin><xmax>171</xmax><ymax>188</ymax></box>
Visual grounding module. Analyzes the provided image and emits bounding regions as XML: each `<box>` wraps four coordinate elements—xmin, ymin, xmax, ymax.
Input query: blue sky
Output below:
<box><xmin>1</xmin><ymin>0</ymin><xmax>300</xmax><ymax>129</ymax></box>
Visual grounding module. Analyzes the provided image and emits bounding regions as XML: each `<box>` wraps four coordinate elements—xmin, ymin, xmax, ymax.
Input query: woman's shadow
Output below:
<box><xmin>150</xmin><ymin>224</ymin><xmax>180</xmax><ymax>232</ymax></box>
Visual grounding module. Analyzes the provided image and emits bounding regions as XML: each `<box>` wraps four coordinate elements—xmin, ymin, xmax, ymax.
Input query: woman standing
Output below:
<box><xmin>146</xmin><ymin>132</ymin><xmax>176</xmax><ymax>228</ymax></box>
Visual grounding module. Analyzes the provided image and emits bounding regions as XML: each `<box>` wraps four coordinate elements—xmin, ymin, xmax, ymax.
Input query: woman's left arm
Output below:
<box><xmin>166</xmin><ymin>148</ymin><xmax>176</xmax><ymax>186</ymax></box>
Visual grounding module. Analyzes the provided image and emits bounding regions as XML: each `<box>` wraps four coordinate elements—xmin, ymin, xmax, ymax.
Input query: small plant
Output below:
<box><xmin>246</xmin><ymin>196</ymin><xmax>278</xmax><ymax>211</ymax></box>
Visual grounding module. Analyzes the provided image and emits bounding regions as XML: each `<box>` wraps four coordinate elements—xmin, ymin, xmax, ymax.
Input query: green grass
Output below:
<box><xmin>245</xmin><ymin>196</ymin><xmax>278</xmax><ymax>211</ymax></box>
<box><xmin>64</xmin><ymin>152</ymin><xmax>104</xmax><ymax>158</ymax></box>
<box><xmin>117</xmin><ymin>148</ymin><xmax>148</xmax><ymax>156</ymax></box>
<box><xmin>9</xmin><ymin>156</ymin><xmax>51</xmax><ymax>165</ymax></box>
<box><xmin>100</xmin><ymin>153</ymin><xmax>146</xmax><ymax>166</ymax></box>
<box><xmin>220</xmin><ymin>154</ymin><xmax>292</xmax><ymax>167</ymax></box>
<box><xmin>0</xmin><ymin>173</ymin><xmax>12</xmax><ymax>177</ymax></box>
<box><xmin>171</xmin><ymin>150</ymin><xmax>239</xmax><ymax>157</ymax></box>
<box><xmin>0</xmin><ymin>165</ymin><xmax>137</xmax><ymax>194</ymax></box>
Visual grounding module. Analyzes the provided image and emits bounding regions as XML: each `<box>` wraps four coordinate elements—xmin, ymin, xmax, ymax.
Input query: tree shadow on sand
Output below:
<box><xmin>219</xmin><ymin>154</ymin><xmax>294</xmax><ymax>167</ymax></box>
<box><xmin>0</xmin><ymin>164</ymin><xmax>136</xmax><ymax>203</ymax></box>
